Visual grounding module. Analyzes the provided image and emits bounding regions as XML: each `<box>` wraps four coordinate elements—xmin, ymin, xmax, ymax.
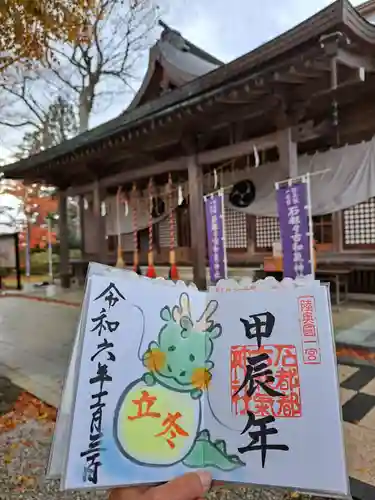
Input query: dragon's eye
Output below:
<box><xmin>168</xmin><ymin>345</ymin><xmax>176</xmax><ymax>352</ymax></box>
<box><xmin>189</xmin><ymin>353</ymin><xmax>195</xmax><ymax>362</ymax></box>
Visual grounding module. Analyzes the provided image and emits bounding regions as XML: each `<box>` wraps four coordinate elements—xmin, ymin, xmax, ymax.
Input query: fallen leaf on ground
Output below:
<box><xmin>20</xmin><ymin>439</ymin><xmax>33</xmax><ymax>447</ymax></box>
<box><xmin>0</xmin><ymin>391</ymin><xmax>56</xmax><ymax>434</ymax></box>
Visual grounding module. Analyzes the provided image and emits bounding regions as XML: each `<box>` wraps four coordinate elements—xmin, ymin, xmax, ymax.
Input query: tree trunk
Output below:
<box><xmin>79</xmin><ymin>89</ymin><xmax>90</xmax><ymax>133</ymax></box>
<box><xmin>79</xmin><ymin>102</ymin><xmax>89</xmax><ymax>133</ymax></box>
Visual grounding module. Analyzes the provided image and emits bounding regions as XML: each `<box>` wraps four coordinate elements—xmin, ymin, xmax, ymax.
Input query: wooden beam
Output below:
<box><xmin>336</xmin><ymin>48</ymin><xmax>375</xmax><ymax>73</ymax></box>
<box><xmin>67</xmin><ymin>132</ymin><xmax>278</xmax><ymax>196</ymax></box>
<box><xmin>188</xmin><ymin>155</ymin><xmax>206</xmax><ymax>290</ymax></box>
<box><xmin>278</xmin><ymin>127</ymin><xmax>298</xmax><ymax>178</ymax></box>
<box><xmin>198</xmin><ymin>133</ymin><xmax>277</xmax><ymax>164</ymax></box>
<box><xmin>273</xmin><ymin>71</ymin><xmax>305</xmax><ymax>84</ymax></box>
<box><xmin>292</xmin><ymin>119</ymin><xmax>330</xmax><ymax>142</ymax></box>
<box><xmin>303</xmin><ymin>59</ymin><xmax>330</xmax><ymax>72</ymax></box>
<box><xmin>288</xmin><ymin>65</ymin><xmax>322</xmax><ymax>79</ymax></box>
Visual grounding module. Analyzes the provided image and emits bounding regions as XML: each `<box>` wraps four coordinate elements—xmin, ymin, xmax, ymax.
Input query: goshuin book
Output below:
<box><xmin>50</xmin><ymin>267</ymin><xmax>349</xmax><ymax>498</ymax></box>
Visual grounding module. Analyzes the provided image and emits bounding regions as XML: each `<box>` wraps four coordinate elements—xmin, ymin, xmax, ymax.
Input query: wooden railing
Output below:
<box><xmin>348</xmin><ymin>270</ymin><xmax>375</xmax><ymax>295</ymax></box>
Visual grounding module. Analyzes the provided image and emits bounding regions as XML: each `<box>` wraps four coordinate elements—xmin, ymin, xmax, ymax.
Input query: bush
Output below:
<box><xmin>0</xmin><ymin>267</ymin><xmax>12</xmax><ymax>278</ymax></box>
<box><xmin>29</xmin><ymin>251</ymin><xmax>59</xmax><ymax>275</ymax></box>
<box><xmin>27</xmin><ymin>249</ymin><xmax>81</xmax><ymax>275</ymax></box>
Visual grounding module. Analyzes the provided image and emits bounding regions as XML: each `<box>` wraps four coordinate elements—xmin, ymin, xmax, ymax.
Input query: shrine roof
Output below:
<box><xmin>3</xmin><ymin>0</ymin><xmax>375</xmax><ymax>185</ymax></box>
<box><xmin>357</xmin><ymin>0</ymin><xmax>375</xmax><ymax>15</ymax></box>
<box><xmin>126</xmin><ymin>21</ymin><xmax>222</xmax><ymax>110</ymax></box>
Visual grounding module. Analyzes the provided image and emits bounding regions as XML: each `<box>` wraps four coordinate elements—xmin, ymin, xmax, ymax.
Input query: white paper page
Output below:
<box><xmin>204</xmin><ymin>285</ymin><xmax>348</xmax><ymax>497</ymax></box>
<box><xmin>63</xmin><ymin>275</ymin><xmax>208</xmax><ymax>490</ymax></box>
<box><xmin>48</xmin><ymin>263</ymin><xmax>134</xmax><ymax>479</ymax></box>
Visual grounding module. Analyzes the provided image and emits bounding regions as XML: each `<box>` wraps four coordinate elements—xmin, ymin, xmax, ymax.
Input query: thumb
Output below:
<box><xmin>146</xmin><ymin>471</ymin><xmax>212</xmax><ymax>500</ymax></box>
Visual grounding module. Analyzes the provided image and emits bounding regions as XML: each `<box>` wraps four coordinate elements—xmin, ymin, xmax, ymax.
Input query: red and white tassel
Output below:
<box><xmin>168</xmin><ymin>173</ymin><xmax>179</xmax><ymax>281</ymax></box>
<box><xmin>146</xmin><ymin>178</ymin><xmax>156</xmax><ymax>278</ymax></box>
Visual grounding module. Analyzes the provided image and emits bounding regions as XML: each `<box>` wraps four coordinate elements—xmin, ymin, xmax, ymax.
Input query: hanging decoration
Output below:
<box><xmin>131</xmin><ymin>184</ymin><xmax>142</xmax><ymax>275</ymax></box>
<box><xmin>213</xmin><ymin>168</ymin><xmax>218</xmax><ymax>189</ymax></box>
<box><xmin>177</xmin><ymin>184</ymin><xmax>184</xmax><ymax>206</ymax></box>
<box><xmin>253</xmin><ymin>145</ymin><xmax>260</xmax><ymax>168</ymax></box>
<box><xmin>146</xmin><ymin>178</ymin><xmax>157</xmax><ymax>278</ymax></box>
<box><xmin>124</xmin><ymin>195</ymin><xmax>129</xmax><ymax>217</ymax></box>
<box><xmin>167</xmin><ymin>173</ymin><xmax>179</xmax><ymax>281</ymax></box>
<box><xmin>115</xmin><ymin>187</ymin><xmax>124</xmax><ymax>268</ymax></box>
<box><xmin>101</xmin><ymin>201</ymin><xmax>106</xmax><ymax>217</ymax></box>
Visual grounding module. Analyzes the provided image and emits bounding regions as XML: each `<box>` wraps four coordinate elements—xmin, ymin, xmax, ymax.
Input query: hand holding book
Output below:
<box><xmin>109</xmin><ymin>471</ymin><xmax>212</xmax><ymax>500</ymax></box>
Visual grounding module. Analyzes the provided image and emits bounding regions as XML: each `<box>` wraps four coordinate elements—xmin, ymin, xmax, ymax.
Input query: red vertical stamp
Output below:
<box><xmin>298</xmin><ymin>295</ymin><xmax>321</xmax><ymax>364</ymax></box>
<box><xmin>231</xmin><ymin>344</ymin><xmax>301</xmax><ymax>418</ymax></box>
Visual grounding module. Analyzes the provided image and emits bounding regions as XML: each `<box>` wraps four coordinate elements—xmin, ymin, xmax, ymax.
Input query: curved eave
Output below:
<box><xmin>4</xmin><ymin>0</ymin><xmax>375</xmax><ymax>179</ymax></box>
<box><xmin>126</xmin><ymin>46</ymin><xmax>159</xmax><ymax>112</ymax></box>
<box><xmin>344</xmin><ymin>0</ymin><xmax>375</xmax><ymax>44</ymax></box>
<box><xmin>356</xmin><ymin>0</ymin><xmax>375</xmax><ymax>16</ymax></box>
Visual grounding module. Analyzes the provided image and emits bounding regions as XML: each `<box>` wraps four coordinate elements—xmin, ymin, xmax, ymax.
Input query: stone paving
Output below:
<box><xmin>336</xmin><ymin>315</ymin><xmax>375</xmax><ymax>350</ymax></box>
<box><xmin>0</xmin><ymin>296</ymin><xmax>80</xmax><ymax>407</ymax></box>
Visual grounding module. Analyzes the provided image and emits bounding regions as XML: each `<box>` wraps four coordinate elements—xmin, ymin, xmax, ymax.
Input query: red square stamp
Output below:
<box><xmin>298</xmin><ymin>296</ymin><xmax>321</xmax><ymax>364</ymax></box>
<box><xmin>231</xmin><ymin>344</ymin><xmax>301</xmax><ymax>418</ymax></box>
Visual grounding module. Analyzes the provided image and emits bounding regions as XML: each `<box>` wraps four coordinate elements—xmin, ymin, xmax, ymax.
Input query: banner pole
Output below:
<box><xmin>219</xmin><ymin>188</ymin><xmax>228</xmax><ymax>279</ymax></box>
<box><xmin>47</xmin><ymin>216</ymin><xmax>53</xmax><ymax>284</ymax></box>
<box><xmin>276</xmin><ymin>168</ymin><xmax>330</xmax><ymax>188</ymax></box>
<box><xmin>305</xmin><ymin>173</ymin><xmax>315</xmax><ymax>278</ymax></box>
<box><xmin>25</xmin><ymin>219</ymin><xmax>30</xmax><ymax>282</ymax></box>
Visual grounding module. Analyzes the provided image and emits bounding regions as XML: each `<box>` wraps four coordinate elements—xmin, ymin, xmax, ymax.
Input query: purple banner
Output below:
<box><xmin>276</xmin><ymin>181</ymin><xmax>312</xmax><ymax>279</ymax></box>
<box><xmin>204</xmin><ymin>193</ymin><xmax>227</xmax><ymax>283</ymax></box>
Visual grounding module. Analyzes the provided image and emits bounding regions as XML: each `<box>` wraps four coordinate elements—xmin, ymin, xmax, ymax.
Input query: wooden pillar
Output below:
<box><xmin>188</xmin><ymin>155</ymin><xmax>207</xmax><ymax>290</ymax></box>
<box><xmin>333</xmin><ymin>211</ymin><xmax>342</xmax><ymax>252</ymax></box>
<box><xmin>92</xmin><ymin>181</ymin><xmax>107</xmax><ymax>263</ymax></box>
<box><xmin>79</xmin><ymin>195</ymin><xmax>85</xmax><ymax>255</ymax></box>
<box><xmin>278</xmin><ymin>127</ymin><xmax>298</xmax><ymax>178</ymax></box>
<box><xmin>58</xmin><ymin>189</ymin><xmax>70</xmax><ymax>288</ymax></box>
<box><xmin>14</xmin><ymin>232</ymin><xmax>22</xmax><ymax>291</ymax></box>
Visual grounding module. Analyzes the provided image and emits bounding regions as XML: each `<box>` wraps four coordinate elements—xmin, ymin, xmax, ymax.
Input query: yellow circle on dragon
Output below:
<box><xmin>115</xmin><ymin>380</ymin><xmax>200</xmax><ymax>466</ymax></box>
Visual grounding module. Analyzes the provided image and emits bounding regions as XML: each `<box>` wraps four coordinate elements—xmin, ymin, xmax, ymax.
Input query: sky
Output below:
<box><xmin>159</xmin><ymin>0</ymin><xmax>365</xmax><ymax>64</ymax></box>
<box><xmin>0</xmin><ymin>0</ymin><xmax>366</xmax><ymax>162</ymax></box>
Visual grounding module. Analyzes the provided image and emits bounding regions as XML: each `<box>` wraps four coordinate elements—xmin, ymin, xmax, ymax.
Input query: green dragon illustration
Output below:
<box><xmin>141</xmin><ymin>292</ymin><xmax>245</xmax><ymax>470</ymax></box>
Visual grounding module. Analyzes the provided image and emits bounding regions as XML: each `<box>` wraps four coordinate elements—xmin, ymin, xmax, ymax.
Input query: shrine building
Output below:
<box><xmin>3</xmin><ymin>0</ymin><xmax>375</xmax><ymax>295</ymax></box>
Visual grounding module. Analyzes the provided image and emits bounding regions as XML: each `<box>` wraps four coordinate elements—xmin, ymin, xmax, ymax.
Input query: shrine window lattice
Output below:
<box><xmin>343</xmin><ymin>199</ymin><xmax>375</xmax><ymax>248</ymax></box>
<box><xmin>255</xmin><ymin>217</ymin><xmax>280</xmax><ymax>251</ymax></box>
<box><xmin>225</xmin><ymin>207</ymin><xmax>247</xmax><ymax>249</ymax></box>
<box><xmin>158</xmin><ymin>217</ymin><xmax>178</xmax><ymax>248</ymax></box>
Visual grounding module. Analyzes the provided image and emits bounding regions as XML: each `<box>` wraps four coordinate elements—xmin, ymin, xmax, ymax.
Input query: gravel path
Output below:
<box><xmin>0</xmin><ymin>418</ymin><xmax>282</xmax><ymax>500</ymax></box>
<box><xmin>0</xmin><ymin>418</ymin><xmax>332</xmax><ymax>500</ymax></box>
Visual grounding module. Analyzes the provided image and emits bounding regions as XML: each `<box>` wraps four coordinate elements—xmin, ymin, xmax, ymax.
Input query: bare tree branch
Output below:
<box><xmin>0</xmin><ymin>0</ymin><xmax>159</xmax><ymax>151</ymax></box>
<box><xmin>43</xmin><ymin>0</ymin><xmax>159</xmax><ymax>131</ymax></box>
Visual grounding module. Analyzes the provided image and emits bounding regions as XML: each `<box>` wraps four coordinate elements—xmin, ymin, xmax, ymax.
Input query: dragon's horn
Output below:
<box><xmin>195</xmin><ymin>300</ymin><xmax>219</xmax><ymax>332</ymax></box>
<box><xmin>172</xmin><ymin>293</ymin><xmax>191</xmax><ymax>323</ymax></box>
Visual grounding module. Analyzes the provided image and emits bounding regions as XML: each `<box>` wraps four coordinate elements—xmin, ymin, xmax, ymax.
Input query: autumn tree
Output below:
<box><xmin>0</xmin><ymin>0</ymin><xmax>94</xmax><ymax>73</ymax></box>
<box><xmin>0</xmin><ymin>0</ymin><xmax>159</xmax><ymax>141</ymax></box>
<box><xmin>0</xmin><ymin>180</ymin><xmax>57</xmax><ymax>249</ymax></box>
